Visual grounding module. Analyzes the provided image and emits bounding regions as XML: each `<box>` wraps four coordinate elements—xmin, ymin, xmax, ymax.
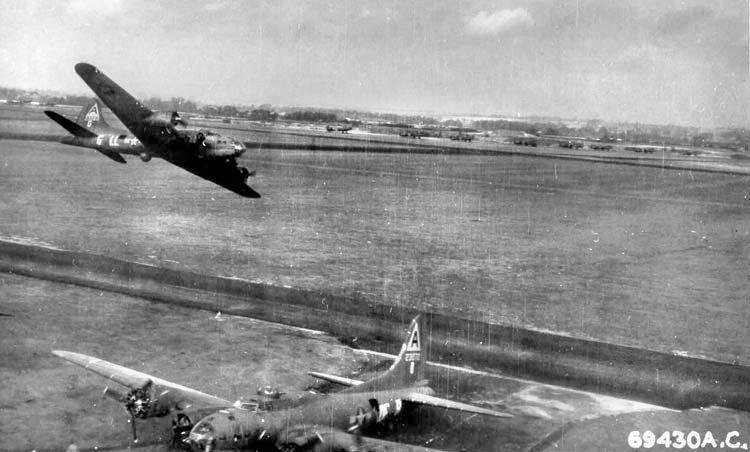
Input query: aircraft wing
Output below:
<box><xmin>52</xmin><ymin>350</ymin><xmax>231</xmax><ymax>410</ymax></box>
<box><xmin>74</xmin><ymin>63</ymin><xmax>153</xmax><ymax>140</ymax></box>
<box><xmin>278</xmin><ymin>424</ymin><xmax>449</xmax><ymax>452</ymax></box>
<box><xmin>401</xmin><ymin>392</ymin><xmax>513</xmax><ymax>418</ymax></box>
<box><xmin>308</xmin><ymin>371</ymin><xmax>364</xmax><ymax>387</ymax></box>
<box><xmin>165</xmin><ymin>154</ymin><xmax>261</xmax><ymax>198</ymax></box>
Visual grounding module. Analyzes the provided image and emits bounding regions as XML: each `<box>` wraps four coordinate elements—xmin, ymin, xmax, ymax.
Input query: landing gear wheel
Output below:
<box><xmin>171</xmin><ymin>414</ymin><xmax>193</xmax><ymax>450</ymax></box>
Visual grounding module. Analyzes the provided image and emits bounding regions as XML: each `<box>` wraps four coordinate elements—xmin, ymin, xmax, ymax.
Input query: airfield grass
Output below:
<box><xmin>1</xmin><ymin>139</ymin><xmax>749</xmax><ymax>368</ymax></box>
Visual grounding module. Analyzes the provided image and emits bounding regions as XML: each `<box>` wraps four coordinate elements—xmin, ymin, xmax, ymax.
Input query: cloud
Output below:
<box><xmin>203</xmin><ymin>2</ymin><xmax>226</xmax><ymax>12</ymax></box>
<box><xmin>466</xmin><ymin>8</ymin><xmax>533</xmax><ymax>35</ymax></box>
<box><xmin>66</xmin><ymin>0</ymin><xmax>127</xmax><ymax>17</ymax></box>
<box><xmin>655</xmin><ymin>5</ymin><xmax>713</xmax><ymax>36</ymax></box>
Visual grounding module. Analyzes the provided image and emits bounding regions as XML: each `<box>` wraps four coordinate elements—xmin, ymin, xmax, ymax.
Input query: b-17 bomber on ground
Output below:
<box><xmin>45</xmin><ymin>63</ymin><xmax>259</xmax><ymax>198</ymax></box>
<box><xmin>53</xmin><ymin>317</ymin><xmax>511</xmax><ymax>451</ymax></box>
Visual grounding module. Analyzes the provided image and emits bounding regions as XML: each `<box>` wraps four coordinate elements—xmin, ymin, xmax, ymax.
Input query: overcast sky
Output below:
<box><xmin>1</xmin><ymin>0</ymin><xmax>748</xmax><ymax>128</ymax></box>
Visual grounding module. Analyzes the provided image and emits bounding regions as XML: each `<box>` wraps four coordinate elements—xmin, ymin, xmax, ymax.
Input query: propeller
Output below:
<box><xmin>347</xmin><ymin>399</ymin><xmax>379</xmax><ymax>433</ymax></box>
<box><xmin>102</xmin><ymin>386</ymin><xmax>139</xmax><ymax>442</ymax></box>
<box><xmin>102</xmin><ymin>380</ymin><xmax>159</xmax><ymax>443</ymax></box>
<box><xmin>170</xmin><ymin>111</ymin><xmax>188</xmax><ymax>127</ymax></box>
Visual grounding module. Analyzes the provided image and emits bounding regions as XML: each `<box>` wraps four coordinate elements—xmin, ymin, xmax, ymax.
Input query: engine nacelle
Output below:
<box><xmin>348</xmin><ymin>398</ymin><xmax>380</xmax><ymax>432</ymax></box>
<box><xmin>139</xmin><ymin>152</ymin><xmax>152</xmax><ymax>162</ymax></box>
<box><xmin>127</xmin><ymin>391</ymin><xmax>172</xmax><ymax>419</ymax></box>
<box><xmin>104</xmin><ymin>382</ymin><xmax>172</xmax><ymax>419</ymax></box>
<box><xmin>348</xmin><ymin>398</ymin><xmax>403</xmax><ymax>432</ymax></box>
<box><xmin>256</xmin><ymin>386</ymin><xmax>283</xmax><ymax>399</ymax></box>
<box><xmin>143</xmin><ymin>111</ymin><xmax>188</xmax><ymax>128</ymax></box>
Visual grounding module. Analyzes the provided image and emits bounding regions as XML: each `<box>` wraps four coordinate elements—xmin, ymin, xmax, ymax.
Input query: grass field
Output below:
<box><xmin>1</xmin><ymin>138</ymin><xmax>748</xmax><ymax>368</ymax></box>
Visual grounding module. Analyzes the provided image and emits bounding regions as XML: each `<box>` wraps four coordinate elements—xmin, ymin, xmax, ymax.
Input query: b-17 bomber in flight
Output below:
<box><xmin>45</xmin><ymin>63</ymin><xmax>260</xmax><ymax>198</ymax></box>
<box><xmin>53</xmin><ymin>317</ymin><xmax>511</xmax><ymax>451</ymax></box>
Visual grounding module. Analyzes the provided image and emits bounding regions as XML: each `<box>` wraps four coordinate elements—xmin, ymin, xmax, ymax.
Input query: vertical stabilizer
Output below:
<box><xmin>353</xmin><ymin>316</ymin><xmax>425</xmax><ymax>391</ymax></box>
<box><xmin>387</xmin><ymin>316</ymin><xmax>424</xmax><ymax>386</ymax></box>
<box><xmin>75</xmin><ymin>99</ymin><xmax>112</xmax><ymax>133</ymax></box>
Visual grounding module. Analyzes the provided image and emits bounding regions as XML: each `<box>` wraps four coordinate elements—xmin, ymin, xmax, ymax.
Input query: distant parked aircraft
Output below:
<box><xmin>326</xmin><ymin>124</ymin><xmax>353</xmax><ymax>133</ymax></box>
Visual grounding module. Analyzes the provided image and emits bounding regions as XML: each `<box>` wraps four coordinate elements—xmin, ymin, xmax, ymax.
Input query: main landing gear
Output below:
<box><xmin>171</xmin><ymin>413</ymin><xmax>194</xmax><ymax>450</ymax></box>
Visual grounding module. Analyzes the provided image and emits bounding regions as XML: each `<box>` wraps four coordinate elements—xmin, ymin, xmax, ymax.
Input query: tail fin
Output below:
<box><xmin>386</xmin><ymin>316</ymin><xmax>424</xmax><ymax>387</ymax></box>
<box><xmin>354</xmin><ymin>316</ymin><xmax>425</xmax><ymax>392</ymax></box>
<box><xmin>75</xmin><ymin>99</ymin><xmax>111</xmax><ymax>132</ymax></box>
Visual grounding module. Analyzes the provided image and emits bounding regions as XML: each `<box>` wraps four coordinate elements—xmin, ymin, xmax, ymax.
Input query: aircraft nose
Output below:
<box><xmin>188</xmin><ymin>432</ymin><xmax>216</xmax><ymax>452</ymax></box>
<box><xmin>188</xmin><ymin>420</ymin><xmax>217</xmax><ymax>451</ymax></box>
<box><xmin>233</xmin><ymin>141</ymin><xmax>246</xmax><ymax>156</ymax></box>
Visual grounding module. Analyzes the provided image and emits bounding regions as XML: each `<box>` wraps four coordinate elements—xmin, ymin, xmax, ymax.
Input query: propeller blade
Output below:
<box><xmin>140</xmin><ymin>379</ymin><xmax>154</xmax><ymax>392</ymax></box>
<box><xmin>176</xmin><ymin>401</ymin><xmax>192</xmax><ymax>411</ymax></box>
<box><xmin>130</xmin><ymin>413</ymin><xmax>138</xmax><ymax>443</ymax></box>
<box><xmin>102</xmin><ymin>386</ymin><xmax>127</xmax><ymax>403</ymax></box>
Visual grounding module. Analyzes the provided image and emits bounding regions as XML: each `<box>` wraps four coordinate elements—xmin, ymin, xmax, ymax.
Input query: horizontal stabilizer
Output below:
<box><xmin>308</xmin><ymin>371</ymin><xmax>364</xmax><ymax>387</ymax></box>
<box><xmin>97</xmin><ymin>148</ymin><xmax>127</xmax><ymax>164</ymax></box>
<box><xmin>45</xmin><ymin>111</ymin><xmax>97</xmax><ymax>138</ymax></box>
<box><xmin>404</xmin><ymin>392</ymin><xmax>513</xmax><ymax>418</ymax></box>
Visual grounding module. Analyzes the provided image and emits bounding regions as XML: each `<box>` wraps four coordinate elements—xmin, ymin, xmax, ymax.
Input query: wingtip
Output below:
<box><xmin>243</xmin><ymin>186</ymin><xmax>262</xmax><ymax>198</ymax></box>
<box><xmin>74</xmin><ymin>62</ymin><xmax>98</xmax><ymax>77</ymax></box>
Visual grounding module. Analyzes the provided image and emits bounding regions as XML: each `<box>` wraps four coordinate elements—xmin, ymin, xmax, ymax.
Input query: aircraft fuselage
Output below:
<box><xmin>188</xmin><ymin>387</ymin><xmax>433</xmax><ymax>450</ymax></box>
<box><xmin>60</xmin><ymin>128</ymin><xmax>246</xmax><ymax>163</ymax></box>
<box><xmin>61</xmin><ymin>133</ymin><xmax>144</xmax><ymax>153</ymax></box>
